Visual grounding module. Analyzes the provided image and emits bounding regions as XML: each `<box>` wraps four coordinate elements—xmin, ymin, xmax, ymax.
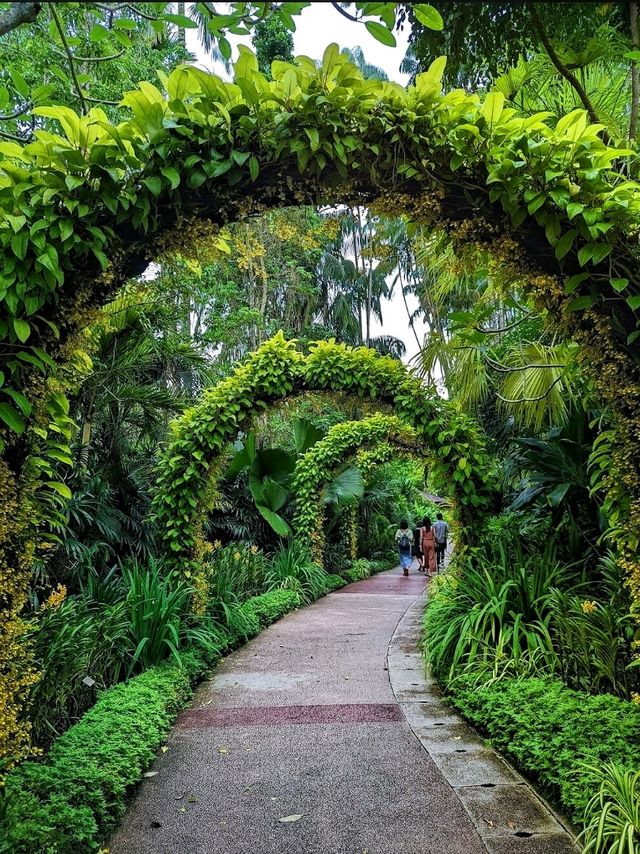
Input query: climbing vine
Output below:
<box><xmin>153</xmin><ymin>335</ymin><xmax>496</xmax><ymax>579</ymax></box>
<box><xmin>291</xmin><ymin>415</ymin><xmax>421</xmax><ymax>564</ymax></box>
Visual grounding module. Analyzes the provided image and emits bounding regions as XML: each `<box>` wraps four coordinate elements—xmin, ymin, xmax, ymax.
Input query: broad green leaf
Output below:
<box><xmin>414</xmin><ymin>4</ymin><xmax>444</xmax><ymax>30</ymax></box>
<box><xmin>162</xmin><ymin>13</ymin><xmax>198</xmax><ymax>28</ymax></box>
<box><xmin>89</xmin><ymin>24</ymin><xmax>110</xmax><ymax>42</ymax></box>
<box><xmin>482</xmin><ymin>92</ymin><xmax>505</xmax><ymax>126</ymax></box>
<box><xmin>161</xmin><ymin>167</ymin><xmax>180</xmax><ymax>189</ymax></box>
<box><xmin>4</xmin><ymin>389</ymin><xmax>31</xmax><ymax>416</ymax></box>
<box><xmin>365</xmin><ymin>21</ymin><xmax>396</xmax><ymax>47</ymax></box>
<box><xmin>567</xmin><ymin>295</ymin><xmax>594</xmax><ymax>311</ymax></box>
<box><xmin>12</xmin><ymin>318</ymin><xmax>30</xmax><ymax>343</ymax></box>
<box><xmin>142</xmin><ymin>176</ymin><xmax>162</xmax><ymax>196</ymax></box>
<box><xmin>555</xmin><ymin>229</ymin><xmax>577</xmax><ymax>260</ymax></box>
<box><xmin>46</xmin><ymin>481</ymin><xmax>73</xmax><ymax>499</ymax></box>
<box><xmin>256</xmin><ymin>505</ymin><xmax>291</xmax><ymax>537</ymax></box>
<box><xmin>10</xmin><ymin>69</ymin><xmax>29</xmax><ymax>99</ymax></box>
<box><xmin>565</xmin><ymin>272</ymin><xmax>589</xmax><ymax>293</ymax></box>
<box><xmin>0</xmin><ymin>403</ymin><xmax>25</xmax><ymax>434</ymax></box>
<box><xmin>547</xmin><ymin>482</ymin><xmax>571</xmax><ymax>507</ymax></box>
<box><xmin>305</xmin><ymin>127</ymin><xmax>320</xmax><ymax>151</ymax></box>
<box><xmin>611</xmin><ymin>278</ymin><xmax>628</xmax><ymax>293</ymax></box>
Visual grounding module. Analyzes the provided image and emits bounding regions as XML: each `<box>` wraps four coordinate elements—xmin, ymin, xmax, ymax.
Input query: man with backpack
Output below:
<box><xmin>433</xmin><ymin>512</ymin><xmax>449</xmax><ymax>571</ymax></box>
<box><xmin>395</xmin><ymin>520</ymin><xmax>413</xmax><ymax>577</ymax></box>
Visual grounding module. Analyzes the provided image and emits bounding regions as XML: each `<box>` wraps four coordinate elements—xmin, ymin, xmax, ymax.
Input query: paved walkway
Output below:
<box><xmin>110</xmin><ymin>567</ymin><xmax>578</xmax><ymax>854</ymax></box>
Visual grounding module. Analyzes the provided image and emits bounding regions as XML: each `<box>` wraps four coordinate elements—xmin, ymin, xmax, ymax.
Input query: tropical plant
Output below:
<box><xmin>581</xmin><ymin>764</ymin><xmax>640</xmax><ymax>854</ymax></box>
<box><xmin>26</xmin><ymin>593</ymin><xmax>129</xmax><ymax>747</ymax></box>
<box><xmin>547</xmin><ymin>552</ymin><xmax>636</xmax><ymax>697</ymax></box>
<box><xmin>506</xmin><ymin>406</ymin><xmax>602</xmax><ymax>555</ymax></box>
<box><xmin>264</xmin><ymin>540</ymin><xmax>328</xmax><ymax>604</ymax></box>
<box><xmin>344</xmin><ymin>557</ymin><xmax>372</xmax><ymax>583</ymax></box>
<box><xmin>424</xmin><ymin>537</ymin><xmax>567</xmax><ymax>684</ymax></box>
<box><xmin>203</xmin><ymin>542</ymin><xmax>267</xmax><ymax>608</ymax></box>
<box><xmin>122</xmin><ymin>559</ymin><xmax>220</xmax><ymax>676</ymax></box>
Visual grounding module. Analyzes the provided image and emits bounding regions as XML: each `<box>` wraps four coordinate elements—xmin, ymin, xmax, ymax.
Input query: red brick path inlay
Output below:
<box><xmin>178</xmin><ymin>703</ymin><xmax>403</xmax><ymax>729</ymax></box>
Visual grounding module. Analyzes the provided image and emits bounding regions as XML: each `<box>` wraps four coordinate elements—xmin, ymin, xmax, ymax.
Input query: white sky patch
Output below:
<box><xmin>184</xmin><ymin>4</ymin><xmax>428</xmax><ymax>366</ymax></box>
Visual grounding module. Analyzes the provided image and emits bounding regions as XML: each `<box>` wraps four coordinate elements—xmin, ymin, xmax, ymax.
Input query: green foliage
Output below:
<box><xmin>122</xmin><ymin>559</ymin><xmax>221</xmax><ymax>676</ymax></box>
<box><xmin>203</xmin><ymin>542</ymin><xmax>267</xmax><ymax>608</ymax></box>
<box><xmin>581</xmin><ymin>763</ymin><xmax>640</xmax><ymax>853</ymax></box>
<box><xmin>26</xmin><ymin>558</ymin><xmax>225</xmax><ymax>746</ymax></box>
<box><xmin>323</xmin><ymin>573</ymin><xmax>347</xmax><ymax>592</ymax></box>
<box><xmin>239</xmin><ymin>589</ymin><xmax>299</xmax><ymax>627</ymax></box>
<box><xmin>445</xmin><ymin>674</ymin><xmax>640</xmax><ymax>827</ymax></box>
<box><xmin>1</xmin><ymin>652</ymin><xmax>208</xmax><ymax>854</ymax></box>
<box><xmin>252</xmin><ymin>16</ymin><xmax>294</xmax><ymax>78</ymax></box>
<box><xmin>344</xmin><ymin>558</ymin><xmax>372</xmax><ymax>583</ymax></box>
<box><xmin>26</xmin><ymin>595</ymin><xmax>129</xmax><ymax>747</ymax></box>
<box><xmin>154</xmin><ymin>335</ymin><xmax>495</xmax><ymax>571</ymax></box>
<box><xmin>264</xmin><ymin>540</ymin><xmax>328</xmax><ymax>604</ymax></box>
<box><xmin>424</xmin><ymin>538</ymin><xmax>565</xmax><ymax>684</ymax></box>
<box><xmin>405</xmin><ymin>2</ymin><xmax>622</xmax><ymax>89</ymax></box>
<box><xmin>547</xmin><ymin>552</ymin><xmax>635</xmax><ymax>697</ymax></box>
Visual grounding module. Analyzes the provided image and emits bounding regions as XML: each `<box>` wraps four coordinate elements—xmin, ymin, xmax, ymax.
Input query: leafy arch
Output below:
<box><xmin>291</xmin><ymin>414</ymin><xmax>424</xmax><ymax>564</ymax></box>
<box><xmin>152</xmin><ymin>334</ymin><xmax>495</xmax><ymax>582</ymax></box>
<box><xmin>3</xmin><ymin>43</ymin><xmax>640</xmax><ymax>773</ymax></box>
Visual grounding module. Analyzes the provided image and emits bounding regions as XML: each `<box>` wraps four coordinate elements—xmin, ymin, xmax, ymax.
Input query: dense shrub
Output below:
<box><xmin>239</xmin><ymin>589</ymin><xmax>299</xmax><ymax>628</ymax></box>
<box><xmin>424</xmin><ymin>541</ymin><xmax>564</xmax><ymax>684</ymax></box>
<box><xmin>1</xmin><ymin>651</ymin><xmax>209</xmax><ymax>854</ymax></box>
<box><xmin>323</xmin><ymin>573</ymin><xmax>347</xmax><ymax>592</ymax></box>
<box><xmin>264</xmin><ymin>540</ymin><xmax>328</xmax><ymax>603</ymax></box>
<box><xmin>445</xmin><ymin>674</ymin><xmax>640</xmax><ymax>825</ymax></box>
<box><xmin>344</xmin><ymin>557</ymin><xmax>373</xmax><ymax>583</ymax></box>
<box><xmin>26</xmin><ymin>596</ymin><xmax>129</xmax><ymax>747</ymax></box>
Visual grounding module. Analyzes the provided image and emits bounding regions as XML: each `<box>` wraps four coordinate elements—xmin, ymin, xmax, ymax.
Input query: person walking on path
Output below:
<box><xmin>433</xmin><ymin>512</ymin><xmax>449</xmax><ymax>571</ymax></box>
<box><xmin>420</xmin><ymin>517</ymin><xmax>437</xmax><ymax>577</ymax></box>
<box><xmin>412</xmin><ymin>522</ymin><xmax>423</xmax><ymax>572</ymax></box>
<box><xmin>395</xmin><ymin>520</ymin><xmax>413</xmax><ymax>576</ymax></box>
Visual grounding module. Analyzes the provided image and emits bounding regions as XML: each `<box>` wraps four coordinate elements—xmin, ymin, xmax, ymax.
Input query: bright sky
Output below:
<box><xmin>185</xmin><ymin>3</ymin><xmax>427</xmax><ymax>365</ymax></box>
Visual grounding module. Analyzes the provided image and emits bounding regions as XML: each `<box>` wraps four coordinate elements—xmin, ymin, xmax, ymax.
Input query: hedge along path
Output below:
<box><xmin>291</xmin><ymin>414</ymin><xmax>423</xmax><ymax>565</ymax></box>
<box><xmin>152</xmin><ymin>335</ymin><xmax>496</xmax><ymax>611</ymax></box>
<box><xmin>2</xmin><ymin>43</ymin><xmax>640</xmax><ymax>773</ymax></box>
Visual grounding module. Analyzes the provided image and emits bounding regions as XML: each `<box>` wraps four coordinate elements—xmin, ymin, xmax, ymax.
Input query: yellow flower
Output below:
<box><xmin>213</xmin><ymin>540</ymin><xmax>222</xmax><ymax>550</ymax></box>
<box><xmin>42</xmin><ymin>583</ymin><xmax>67</xmax><ymax>610</ymax></box>
<box><xmin>250</xmin><ymin>545</ymin><xmax>258</xmax><ymax>554</ymax></box>
<box><xmin>631</xmin><ymin>693</ymin><xmax>640</xmax><ymax>706</ymax></box>
<box><xmin>581</xmin><ymin>600</ymin><xmax>598</xmax><ymax>614</ymax></box>
<box><xmin>233</xmin><ymin>551</ymin><xmax>241</xmax><ymax>561</ymax></box>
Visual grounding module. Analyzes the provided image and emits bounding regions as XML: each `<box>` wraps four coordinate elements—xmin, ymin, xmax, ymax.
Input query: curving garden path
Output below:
<box><xmin>110</xmin><ymin>566</ymin><xmax>578</xmax><ymax>854</ymax></box>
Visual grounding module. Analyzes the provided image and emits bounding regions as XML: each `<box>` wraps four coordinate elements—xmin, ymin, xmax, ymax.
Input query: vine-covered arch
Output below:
<box><xmin>3</xmin><ymin>42</ymin><xmax>640</xmax><ymax>773</ymax></box>
<box><xmin>291</xmin><ymin>414</ymin><xmax>424</xmax><ymax>565</ymax></box>
<box><xmin>152</xmin><ymin>334</ymin><xmax>496</xmax><ymax>580</ymax></box>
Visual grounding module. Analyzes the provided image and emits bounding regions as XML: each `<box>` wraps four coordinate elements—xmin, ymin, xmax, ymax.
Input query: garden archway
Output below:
<box><xmin>3</xmin><ymin>44</ymin><xmax>640</xmax><ymax>774</ymax></box>
<box><xmin>291</xmin><ymin>413</ymin><xmax>424</xmax><ymax>565</ymax></box>
<box><xmin>152</xmin><ymin>335</ymin><xmax>495</xmax><ymax>583</ymax></box>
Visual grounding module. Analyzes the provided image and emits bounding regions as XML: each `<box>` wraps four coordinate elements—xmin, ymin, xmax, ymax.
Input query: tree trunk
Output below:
<box><xmin>177</xmin><ymin>2</ymin><xmax>186</xmax><ymax>47</ymax></box>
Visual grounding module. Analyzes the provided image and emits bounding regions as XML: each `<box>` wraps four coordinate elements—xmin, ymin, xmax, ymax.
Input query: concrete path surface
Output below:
<box><xmin>110</xmin><ymin>567</ymin><xmax>578</xmax><ymax>854</ymax></box>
